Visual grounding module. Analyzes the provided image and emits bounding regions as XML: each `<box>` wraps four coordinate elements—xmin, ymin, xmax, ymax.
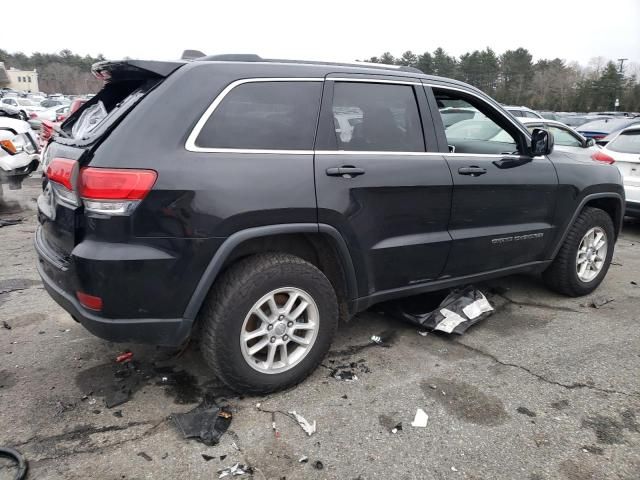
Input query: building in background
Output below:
<box><xmin>1</xmin><ymin>63</ymin><xmax>39</xmax><ymax>92</ymax></box>
<box><xmin>0</xmin><ymin>63</ymin><xmax>9</xmax><ymax>88</ymax></box>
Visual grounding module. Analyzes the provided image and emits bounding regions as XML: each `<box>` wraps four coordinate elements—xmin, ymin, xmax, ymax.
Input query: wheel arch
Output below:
<box><xmin>183</xmin><ymin>224</ymin><xmax>359</xmax><ymax>322</ymax></box>
<box><xmin>551</xmin><ymin>193</ymin><xmax>624</xmax><ymax>259</ymax></box>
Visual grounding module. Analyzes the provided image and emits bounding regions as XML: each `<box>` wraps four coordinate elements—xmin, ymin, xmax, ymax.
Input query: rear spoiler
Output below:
<box><xmin>91</xmin><ymin>60</ymin><xmax>186</xmax><ymax>82</ymax></box>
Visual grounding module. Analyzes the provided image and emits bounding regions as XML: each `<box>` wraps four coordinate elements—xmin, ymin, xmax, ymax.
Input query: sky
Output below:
<box><xmin>2</xmin><ymin>0</ymin><xmax>639</xmax><ymax>67</ymax></box>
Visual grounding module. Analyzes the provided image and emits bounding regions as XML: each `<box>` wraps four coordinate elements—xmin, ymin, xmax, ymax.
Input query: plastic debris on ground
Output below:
<box><xmin>116</xmin><ymin>351</ymin><xmax>134</xmax><ymax>363</ymax></box>
<box><xmin>218</xmin><ymin>463</ymin><xmax>254</xmax><ymax>478</ymax></box>
<box><xmin>289</xmin><ymin>411</ymin><xmax>316</xmax><ymax>436</ymax></box>
<box><xmin>137</xmin><ymin>451</ymin><xmax>152</xmax><ymax>462</ymax></box>
<box><xmin>0</xmin><ymin>218</ymin><xmax>23</xmax><ymax>228</ymax></box>
<box><xmin>391</xmin><ymin>422</ymin><xmax>403</xmax><ymax>434</ymax></box>
<box><xmin>381</xmin><ymin>285</ymin><xmax>494</xmax><ymax>335</ymax></box>
<box><xmin>586</xmin><ymin>295</ymin><xmax>614</xmax><ymax>308</ymax></box>
<box><xmin>171</xmin><ymin>395</ymin><xmax>232</xmax><ymax>446</ymax></box>
<box><xmin>411</xmin><ymin>408</ymin><xmax>429</xmax><ymax>428</ymax></box>
<box><xmin>327</xmin><ymin>358</ymin><xmax>370</xmax><ymax>382</ymax></box>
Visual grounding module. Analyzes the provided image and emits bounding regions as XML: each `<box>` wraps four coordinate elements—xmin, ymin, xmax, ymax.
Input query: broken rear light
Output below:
<box><xmin>46</xmin><ymin>157</ymin><xmax>80</xmax><ymax>206</ymax></box>
<box><xmin>79</xmin><ymin>167</ymin><xmax>157</xmax><ymax>215</ymax></box>
<box><xmin>591</xmin><ymin>150</ymin><xmax>615</xmax><ymax>164</ymax></box>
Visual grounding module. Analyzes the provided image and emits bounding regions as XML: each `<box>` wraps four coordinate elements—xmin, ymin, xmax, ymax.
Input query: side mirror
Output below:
<box><xmin>530</xmin><ymin>128</ymin><xmax>554</xmax><ymax>156</ymax></box>
<box><xmin>585</xmin><ymin>138</ymin><xmax>596</xmax><ymax>148</ymax></box>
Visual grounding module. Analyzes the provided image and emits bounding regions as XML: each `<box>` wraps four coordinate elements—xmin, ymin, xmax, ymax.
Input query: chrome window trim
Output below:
<box><xmin>327</xmin><ymin>77</ymin><xmax>422</xmax><ymax>86</ymax></box>
<box><xmin>316</xmin><ymin>150</ymin><xmax>439</xmax><ymax>156</ymax></box>
<box><xmin>185</xmin><ymin>77</ymin><xmax>323</xmax><ymax>153</ymax></box>
<box><xmin>423</xmin><ymin>82</ymin><xmax>532</xmax><ymax>139</ymax></box>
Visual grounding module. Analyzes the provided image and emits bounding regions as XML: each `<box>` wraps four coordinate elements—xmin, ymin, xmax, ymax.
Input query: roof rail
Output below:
<box><xmin>193</xmin><ymin>53</ymin><xmax>423</xmax><ymax>74</ymax></box>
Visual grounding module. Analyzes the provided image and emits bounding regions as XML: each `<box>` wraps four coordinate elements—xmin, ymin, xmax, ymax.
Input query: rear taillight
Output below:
<box><xmin>76</xmin><ymin>291</ymin><xmax>103</xmax><ymax>311</ymax></box>
<box><xmin>46</xmin><ymin>159</ymin><xmax>156</xmax><ymax>215</ymax></box>
<box><xmin>29</xmin><ymin>112</ymin><xmax>38</xmax><ymax>119</ymax></box>
<box><xmin>46</xmin><ymin>157</ymin><xmax>80</xmax><ymax>206</ymax></box>
<box><xmin>591</xmin><ymin>151</ymin><xmax>615</xmax><ymax>164</ymax></box>
<box><xmin>79</xmin><ymin>167</ymin><xmax>157</xmax><ymax>215</ymax></box>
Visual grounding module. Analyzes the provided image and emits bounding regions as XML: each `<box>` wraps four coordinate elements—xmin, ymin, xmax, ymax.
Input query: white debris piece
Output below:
<box><xmin>370</xmin><ymin>335</ymin><xmax>383</xmax><ymax>345</ymax></box>
<box><xmin>434</xmin><ymin>308</ymin><xmax>467</xmax><ymax>333</ymax></box>
<box><xmin>417</xmin><ymin>330</ymin><xmax>429</xmax><ymax>337</ymax></box>
<box><xmin>411</xmin><ymin>408</ymin><xmax>429</xmax><ymax>428</ymax></box>
<box><xmin>461</xmin><ymin>292</ymin><xmax>493</xmax><ymax>319</ymax></box>
<box><xmin>289</xmin><ymin>411</ymin><xmax>317</xmax><ymax>436</ymax></box>
<box><xmin>451</xmin><ymin>466</ymin><xmax>459</xmax><ymax>472</ymax></box>
<box><xmin>218</xmin><ymin>463</ymin><xmax>251</xmax><ymax>478</ymax></box>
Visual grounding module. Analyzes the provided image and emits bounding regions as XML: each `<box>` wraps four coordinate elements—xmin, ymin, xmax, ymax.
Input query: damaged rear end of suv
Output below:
<box><xmin>35</xmin><ymin>59</ymin><xmax>192</xmax><ymax>345</ymax></box>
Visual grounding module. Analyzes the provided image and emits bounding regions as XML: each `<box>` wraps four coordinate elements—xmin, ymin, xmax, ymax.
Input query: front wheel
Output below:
<box><xmin>18</xmin><ymin>110</ymin><xmax>27</xmax><ymax>121</ymax></box>
<box><xmin>199</xmin><ymin>253</ymin><xmax>338</xmax><ymax>394</ymax></box>
<box><xmin>543</xmin><ymin>207</ymin><xmax>615</xmax><ymax>296</ymax></box>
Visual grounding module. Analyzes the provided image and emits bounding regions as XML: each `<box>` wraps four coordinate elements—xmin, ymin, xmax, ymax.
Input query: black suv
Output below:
<box><xmin>35</xmin><ymin>56</ymin><xmax>624</xmax><ymax>393</ymax></box>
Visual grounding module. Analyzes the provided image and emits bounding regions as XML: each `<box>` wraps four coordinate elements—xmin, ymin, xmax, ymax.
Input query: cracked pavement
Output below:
<box><xmin>1</xmin><ymin>177</ymin><xmax>639</xmax><ymax>479</ymax></box>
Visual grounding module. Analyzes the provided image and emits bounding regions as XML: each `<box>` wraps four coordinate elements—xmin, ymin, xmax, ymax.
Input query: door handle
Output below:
<box><xmin>458</xmin><ymin>166</ymin><xmax>487</xmax><ymax>176</ymax></box>
<box><xmin>326</xmin><ymin>166</ymin><xmax>365</xmax><ymax>178</ymax></box>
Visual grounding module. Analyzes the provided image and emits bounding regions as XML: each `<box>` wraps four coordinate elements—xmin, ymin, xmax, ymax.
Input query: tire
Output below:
<box><xmin>199</xmin><ymin>253</ymin><xmax>339</xmax><ymax>394</ymax></box>
<box><xmin>543</xmin><ymin>207</ymin><xmax>615</xmax><ymax>296</ymax></box>
<box><xmin>18</xmin><ymin>111</ymin><xmax>27</xmax><ymax>121</ymax></box>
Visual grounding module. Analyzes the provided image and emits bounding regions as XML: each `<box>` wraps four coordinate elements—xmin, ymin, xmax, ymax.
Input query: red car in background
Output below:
<box><xmin>39</xmin><ymin>98</ymin><xmax>87</xmax><ymax>148</ymax></box>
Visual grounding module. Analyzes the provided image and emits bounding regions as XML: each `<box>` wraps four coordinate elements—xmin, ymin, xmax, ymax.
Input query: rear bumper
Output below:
<box><xmin>35</xmin><ymin>228</ymin><xmax>194</xmax><ymax>347</ymax></box>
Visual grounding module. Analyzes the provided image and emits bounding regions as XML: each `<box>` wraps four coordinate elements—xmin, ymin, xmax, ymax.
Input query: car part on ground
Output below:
<box><xmin>34</xmin><ymin>56</ymin><xmax>623</xmax><ymax>393</ymax></box>
<box><xmin>0</xmin><ymin>446</ymin><xmax>28</xmax><ymax>480</ymax></box>
<box><xmin>380</xmin><ymin>286</ymin><xmax>494</xmax><ymax>334</ymax></box>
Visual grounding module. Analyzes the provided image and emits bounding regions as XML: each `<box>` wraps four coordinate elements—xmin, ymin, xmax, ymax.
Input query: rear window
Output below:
<box><xmin>195</xmin><ymin>81</ymin><xmax>322</xmax><ymax>150</ymax></box>
<box><xmin>607</xmin><ymin>130</ymin><xmax>640</xmax><ymax>154</ymax></box>
<box><xmin>63</xmin><ymin>79</ymin><xmax>158</xmax><ymax>141</ymax></box>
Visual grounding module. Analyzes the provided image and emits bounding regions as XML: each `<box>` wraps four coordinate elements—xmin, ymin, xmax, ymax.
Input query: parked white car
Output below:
<box><xmin>597</xmin><ymin>126</ymin><xmax>640</xmax><ymax>217</ymax></box>
<box><xmin>0</xmin><ymin>117</ymin><xmax>40</xmax><ymax>193</ymax></box>
<box><xmin>504</xmin><ymin>105</ymin><xmax>544</xmax><ymax>119</ymax></box>
<box><xmin>0</xmin><ymin>97</ymin><xmax>45</xmax><ymax>120</ymax></box>
<box><xmin>34</xmin><ymin>105</ymin><xmax>69</xmax><ymax>122</ymax></box>
<box><xmin>519</xmin><ymin>118</ymin><xmax>599</xmax><ymax>155</ymax></box>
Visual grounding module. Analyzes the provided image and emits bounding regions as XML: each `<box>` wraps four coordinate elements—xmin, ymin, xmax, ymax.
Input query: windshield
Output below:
<box><xmin>607</xmin><ymin>130</ymin><xmax>640</xmax><ymax>154</ymax></box>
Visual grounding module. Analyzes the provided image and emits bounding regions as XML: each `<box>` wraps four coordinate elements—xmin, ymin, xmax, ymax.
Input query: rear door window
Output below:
<box><xmin>195</xmin><ymin>81</ymin><xmax>322</xmax><ymax>150</ymax></box>
<box><xmin>331</xmin><ymin>82</ymin><xmax>424</xmax><ymax>151</ymax></box>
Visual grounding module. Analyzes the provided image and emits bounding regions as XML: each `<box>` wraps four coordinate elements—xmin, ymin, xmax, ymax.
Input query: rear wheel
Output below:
<box><xmin>543</xmin><ymin>207</ymin><xmax>614</xmax><ymax>296</ymax></box>
<box><xmin>199</xmin><ymin>253</ymin><xmax>338</xmax><ymax>394</ymax></box>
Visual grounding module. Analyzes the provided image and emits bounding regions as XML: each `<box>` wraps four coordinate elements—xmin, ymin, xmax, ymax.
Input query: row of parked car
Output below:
<box><xmin>447</xmin><ymin>105</ymin><xmax>640</xmax><ymax>145</ymax></box>
<box><xmin>0</xmin><ymin>89</ymin><xmax>89</xmax><ymax>129</ymax></box>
